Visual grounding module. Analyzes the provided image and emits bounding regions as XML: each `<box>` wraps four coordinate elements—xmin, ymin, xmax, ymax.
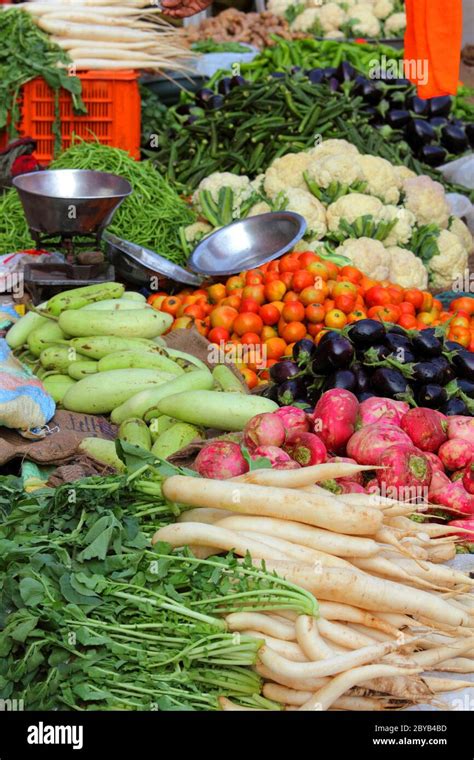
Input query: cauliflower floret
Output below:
<box><xmin>250</xmin><ymin>174</ymin><xmax>265</xmax><ymax>194</ymax></box>
<box><xmin>373</xmin><ymin>0</ymin><xmax>393</xmax><ymax>19</ymax></box>
<box><xmin>393</xmin><ymin>165</ymin><xmax>416</xmax><ymax>184</ymax></box>
<box><xmin>324</xmin><ymin>29</ymin><xmax>345</xmax><ymax>38</ymax></box>
<box><xmin>308</xmin><ymin>139</ymin><xmax>360</xmax><ymax>159</ymax></box>
<box><xmin>290</xmin><ymin>8</ymin><xmax>321</xmax><ymax>32</ymax></box>
<box><xmin>335</xmin><ymin>237</ymin><xmax>391</xmax><ymax>280</ymax></box>
<box><xmin>192</xmin><ymin>172</ymin><xmax>252</xmax><ymax>218</ymax></box>
<box><xmin>384</xmin><ymin>10</ymin><xmax>406</xmax><ymax>35</ymax></box>
<box><xmin>183</xmin><ymin>221</ymin><xmax>213</xmax><ymax>244</ymax></box>
<box><xmin>403</xmin><ymin>175</ymin><xmax>451</xmax><ymax>229</ymax></box>
<box><xmin>358</xmin><ymin>155</ymin><xmax>400</xmax><ymax>204</ymax></box>
<box><xmin>349</xmin><ymin>9</ymin><xmax>381</xmax><ymax>37</ymax></box>
<box><xmin>267</xmin><ymin>0</ymin><xmax>298</xmax><ymax>16</ymax></box>
<box><xmin>284</xmin><ymin>188</ymin><xmax>327</xmax><ymax>239</ymax></box>
<box><xmin>381</xmin><ymin>205</ymin><xmax>416</xmax><ymax>246</ymax></box>
<box><xmin>319</xmin><ymin>2</ymin><xmax>346</xmax><ymax>31</ymax></box>
<box><xmin>326</xmin><ymin>193</ymin><xmax>384</xmax><ymax>231</ymax></box>
<box><xmin>247</xmin><ymin>201</ymin><xmax>272</xmax><ymax>217</ymax></box>
<box><xmin>264</xmin><ymin>152</ymin><xmax>313</xmax><ymax>198</ymax></box>
<box><xmin>306</xmin><ymin>153</ymin><xmax>364</xmax><ymax>191</ymax></box>
<box><xmin>449</xmin><ymin>217</ymin><xmax>474</xmax><ymax>255</ymax></box>
<box><xmin>386</xmin><ymin>246</ymin><xmax>428</xmax><ymax>289</ymax></box>
<box><xmin>428</xmin><ymin>230</ymin><xmax>469</xmax><ymax>289</ymax></box>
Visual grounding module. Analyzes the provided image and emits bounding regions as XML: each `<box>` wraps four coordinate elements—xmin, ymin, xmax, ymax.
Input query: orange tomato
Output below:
<box><xmin>334</xmin><ymin>294</ymin><xmax>356</xmax><ymax>314</ymax></box>
<box><xmin>324</xmin><ymin>261</ymin><xmax>339</xmax><ymax>280</ymax></box>
<box><xmin>194</xmin><ymin>318</ymin><xmax>209</xmax><ymax>336</ymax></box>
<box><xmin>449</xmin><ymin>326</ymin><xmax>470</xmax><ymax>348</ymax></box>
<box><xmin>279</xmin><ymin>253</ymin><xmax>301</xmax><ymax>273</ymax></box>
<box><xmin>282</xmin><ymin>321</ymin><xmax>306</xmax><ymax>343</ymax></box>
<box><xmin>324</xmin><ymin>299</ymin><xmax>335</xmax><ymax>313</ymax></box>
<box><xmin>261</xmin><ymin>325</ymin><xmax>277</xmax><ymax>341</ymax></box>
<box><xmin>416</xmin><ymin>311</ymin><xmax>436</xmax><ymax>326</ymax></box>
<box><xmin>347</xmin><ymin>309</ymin><xmax>367</xmax><ymax>324</ymax></box>
<box><xmin>359</xmin><ymin>276</ymin><xmax>377</xmax><ymax>292</ymax></box>
<box><xmin>259</xmin><ymin>303</ymin><xmax>281</xmax><ymax>326</ymax></box>
<box><xmin>292</xmin><ymin>269</ymin><xmax>314</xmax><ymax>292</ymax></box>
<box><xmin>325</xmin><ymin>309</ymin><xmax>347</xmax><ymax>329</ymax></box>
<box><xmin>305</xmin><ymin>303</ymin><xmax>325</xmax><ymax>324</ymax></box>
<box><xmin>421</xmin><ymin>292</ymin><xmax>433</xmax><ymax>312</ymax></box>
<box><xmin>282</xmin><ymin>301</ymin><xmax>305</xmax><ymax>322</ymax></box>
<box><xmin>207</xmin><ymin>283</ymin><xmax>227</xmax><ymax>303</ymax></box>
<box><xmin>265</xmin><ymin>337</ymin><xmax>288</xmax><ymax>360</ymax></box>
<box><xmin>283</xmin><ymin>290</ymin><xmax>300</xmax><ymax>303</ymax></box>
<box><xmin>208</xmin><ymin>326</ymin><xmax>230</xmax><ymax>344</ymax></box>
<box><xmin>241</xmin><ymin>284</ymin><xmax>265</xmax><ymax>305</ymax></box>
<box><xmin>270</xmin><ymin>300</ymin><xmax>285</xmax><ymax>314</ymax></box>
<box><xmin>239</xmin><ymin>298</ymin><xmax>260</xmax><ymax>314</ymax></box>
<box><xmin>307</xmin><ymin>322</ymin><xmax>324</xmax><ymax>337</ymax></box>
<box><xmin>284</xmin><ymin>342</ymin><xmax>296</xmax><ymax>357</ymax></box>
<box><xmin>245</xmin><ymin>271</ymin><xmax>264</xmax><ymax>286</ymax></box>
<box><xmin>161</xmin><ymin>296</ymin><xmax>181</xmax><ymax>316</ymax></box>
<box><xmin>279</xmin><ymin>271</ymin><xmax>294</xmax><ymax>289</ymax></box>
<box><xmin>399</xmin><ymin>301</ymin><xmax>416</xmax><ymax>315</ymax></box>
<box><xmin>210</xmin><ymin>305</ymin><xmax>238</xmax><ymax>331</ymax></box>
<box><xmin>220</xmin><ymin>295</ymin><xmax>241</xmax><ymax>310</ymax></box>
<box><xmin>450</xmin><ymin>296</ymin><xmax>474</xmax><ymax>315</ymax></box>
<box><xmin>450</xmin><ymin>315</ymin><xmax>470</xmax><ymax>330</ymax></box>
<box><xmin>403</xmin><ymin>289</ymin><xmax>423</xmax><ymax>310</ymax></box>
<box><xmin>264</xmin><ymin>271</ymin><xmax>281</xmax><ymax>284</ymax></box>
<box><xmin>340</xmin><ymin>265</ymin><xmax>362</xmax><ymax>283</ymax></box>
<box><xmin>264</xmin><ymin>280</ymin><xmax>286</xmax><ymax>302</ymax></box>
<box><xmin>183</xmin><ymin>304</ymin><xmax>206</xmax><ymax>320</ymax></box>
<box><xmin>299</xmin><ymin>286</ymin><xmax>327</xmax><ymax>305</ymax></box>
<box><xmin>332</xmin><ymin>281</ymin><xmax>358</xmax><ymax>298</ymax></box>
<box><xmin>398</xmin><ymin>313</ymin><xmax>418</xmax><ymax>330</ymax></box>
<box><xmin>241</xmin><ymin>331</ymin><xmax>261</xmax><ymax>346</ymax></box>
<box><xmin>240</xmin><ymin>367</ymin><xmax>258</xmax><ymax>389</ymax></box>
<box><xmin>233</xmin><ymin>312</ymin><xmax>263</xmax><ymax>336</ymax></box>
<box><xmin>432</xmin><ymin>298</ymin><xmax>443</xmax><ymax>312</ymax></box>
<box><xmin>147</xmin><ymin>293</ymin><xmax>166</xmax><ymax>309</ymax></box>
<box><xmin>307</xmin><ymin>261</ymin><xmax>329</xmax><ymax>281</ymax></box>
<box><xmin>226</xmin><ymin>275</ymin><xmax>245</xmax><ymax>294</ymax></box>
<box><xmin>365</xmin><ymin>286</ymin><xmax>391</xmax><ymax>308</ymax></box>
<box><xmin>298</xmin><ymin>251</ymin><xmax>318</xmax><ymax>268</ymax></box>
<box><xmin>171</xmin><ymin>316</ymin><xmax>192</xmax><ymax>330</ymax></box>
<box><xmin>386</xmin><ymin>286</ymin><xmax>404</xmax><ymax>305</ymax></box>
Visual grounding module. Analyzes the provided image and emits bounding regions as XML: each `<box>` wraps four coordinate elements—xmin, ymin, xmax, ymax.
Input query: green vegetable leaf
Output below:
<box><xmin>19</xmin><ymin>578</ymin><xmax>45</xmax><ymax>607</ymax></box>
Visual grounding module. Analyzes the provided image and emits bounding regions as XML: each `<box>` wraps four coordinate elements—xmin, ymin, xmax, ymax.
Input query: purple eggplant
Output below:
<box><xmin>428</xmin><ymin>95</ymin><xmax>452</xmax><ymax>118</ymax></box>
<box><xmin>322</xmin><ymin>334</ymin><xmax>355</xmax><ymax>369</ymax></box>
<box><xmin>407</xmin><ymin>95</ymin><xmax>429</xmax><ymax>116</ymax></box>
<box><xmin>195</xmin><ymin>88</ymin><xmax>214</xmax><ymax>105</ymax></box>
<box><xmin>208</xmin><ymin>95</ymin><xmax>224</xmax><ymax>110</ymax></box>
<box><xmin>348</xmin><ymin>319</ymin><xmax>385</xmax><ymax>346</ymax></box>
<box><xmin>307</xmin><ymin>68</ymin><xmax>325</xmax><ymax>84</ymax></box>
<box><xmin>412</xmin><ymin>361</ymin><xmax>444</xmax><ymax>385</ymax></box>
<box><xmin>441</xmin><ymin>124</ymin><xmax>469</xmax><ymax>154</ymax></box>
<box><xmin>417</xmin><ymin>384</ymin><xmax>447</xmax><ymax>408</ymax></box>
<box><xmin>371</xmin><ymin>368</ymin><xmax>410</xmax><ymax>398</ymax></box>
<box><xmin>293</xmin><ymin>338</ymin><xmax>316</xmax><ymax>365</ymax></box>
<box><xmin>322</xmin><ymin>369</ymin><xmax>357</xmax><ymax>393</ymax></box>
<box><xmin>361</xmin><ymin>81</ymin><xmax>383</xmax><ymax>105</ymax></box>
<box><xmin>386</xmin><ymin>109</ymin><xmax>410</xmax><ymax>129</ymax></box>
<box><xmin>466</xmin><ymin>123</ymin><xmax>474</xmax><ymax>148</ymax></box>
<box><xmin>441</xmin><ymin>398</ymin><xmax>468</xmax><ymax>416</ymax></box>
<box><xmin>336</xmin><ymin>61</ymin><xmax>356</xmax><ymax>82</ymax></box>
<box><xmin>230</xmin><ymin>75</ymin><xmax>248</xmax><ymax>88</ymax></box>
<box><xmin>270</xmin><ymin>360</ymin><xmax>299</xmax><ymax>384</ymax></box>
<box><xmin>218</xmin><ymin>77</ymin><xmax>232</xmax><ymax>96</ymax></box>
<box><xmin>430</xmin><ymin>116</ymin><xmax>449</xmax><ymax>129</ymax></box>
<box><xmin>453</xmin><ymin>350</ymin><xmax>474</xmax><ymax>381</ymax></box>
<box><xmin>419</xmin><ymin>144</ymin><xmax>447</xmax><ymax>166</ymax></box>
<box><xmin>406</xmin><ymin>119</ymin><xmax>436</xmax><ymax>148</ymax></box>
<box><xmin>277</xmin><ymin>378</ymin><xmax>306</xmax><ymax>406</ymax></box>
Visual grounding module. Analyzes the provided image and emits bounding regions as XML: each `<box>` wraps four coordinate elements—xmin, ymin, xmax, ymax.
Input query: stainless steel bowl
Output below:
<box><xmin>12</xmin><ymin>169</ymin><xmax>132</xmax><ymax>238</ymax></box>
<box><xmin>188</xmin><ymin>212</ymin><xmax>307</xmax><ymax>276</ymax></box>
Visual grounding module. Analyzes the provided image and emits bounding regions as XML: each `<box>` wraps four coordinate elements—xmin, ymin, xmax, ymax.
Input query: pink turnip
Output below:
<box><xmin>430</xmin><ymin>480</ymin><xmax>474</xmax><ymax>515</ymax></box>
<box><xmin>424</xmin><ymin>452</ymin><xmax>444</xmax><ymax>474</ymax></box>
<box><xmin>438</xmin><ymin>438</ymin><xmax>474</xmax><ymax>471</ymax></box>
<box><xmin>284</xmin><ymin>431</ymin><xmax>327</xmax><ymax>467</ymax></box>
<box><xmin>273</xmin><ymin>406</ymin><xmax>309</xmax><ymax>438</ymax></box>
<box><xmin>400</xmin><ymin>408</ymin><xmax>447</xmax><ymax>453</ymax></box>
<box><xmin>428</xmin><ymin>469</ymin><xmax>451</xmax><ymax>498</ymax></box>
<box><xmin>462</xmin><ymin>462</ymin><xmax>474</xmax><ymax>494</ymax></box>
<box><xmin>346</xmin><ymin>422</ymin><xmax>411</xmax><ymax>466</ymax></box>
<box><xmin>366</xmin><ymin>477</ymin><xmax>381</xmax><ymax>495</ymax></box>
<box><xmin>358</xmin><ymin>397</ymin><xmax>409</xmax><ymax>428</ymax></box>
<box><xmin>251</xmin><ymin>445</ymin><xmax>298</xmax><ymax>469</ymax></box>
<box><xmin>312</xmin><ymin>389</ymin><xmax>359</xmax><ymax>455</ymax></box>
<box><xmin>376</xmin><ymin>444</ymin><xmax>432</xmax><ymax>502</ymax></box>
<box><xmin>451</xmin><ymin>470</ymin><xmax>464</xmax><ymax>482</ymax></box>
<box><xmin>327</xmin><ymin>456</ymin><xmax>363</xmax><ymax>485</ymax></box>
<box><xmin>195</xmin><ymin>441</ymin><xmax>249</xmax><ymax>479</ymax></box>
<box><xmin>243</xmin><ymin>412</ymin><xmax>285</xmax><ymax>450</ymax></box>
<box><xmin>447</xmin><ymin>416</ymin><xmax>474</xmax><ymax>444</ymax></box>
<box><xmin>447</xmin><ymin>517</ymin><xmax>474</xmax><ymax>538</ymax></box>
<box><xmin>337</xmin><ymin>481</ymin><xmax>366</xmax><ymax>494</ymax></box>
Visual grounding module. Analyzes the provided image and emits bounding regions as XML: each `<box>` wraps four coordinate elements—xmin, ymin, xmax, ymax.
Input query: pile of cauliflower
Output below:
<box><xmin>266</xmin><ymin>0</ymin><xmax>406</xmax><ymax>40</ymax></box>
<box><xmin>185</xmin><ymin>139</ymin><xmax>473</xmax><ymax>291</ymax></box>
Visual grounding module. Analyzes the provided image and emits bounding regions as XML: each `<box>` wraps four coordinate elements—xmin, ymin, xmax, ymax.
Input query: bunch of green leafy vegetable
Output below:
<box><xmin>0</xmin><ymin>8</ymin><xmax>85</xmax><ymax>141</ymax></box>
<box><xmin>0</xmin><ymin>459</ymin><xmax>317</xmax><ymax>711</ymax></box>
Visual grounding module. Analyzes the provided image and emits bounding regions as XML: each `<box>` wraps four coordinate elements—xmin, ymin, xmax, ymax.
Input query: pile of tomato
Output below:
<box><xmin>147</xmin><ymin>250</ymin><xmax>474</xmax><ymax>388</ymax></box>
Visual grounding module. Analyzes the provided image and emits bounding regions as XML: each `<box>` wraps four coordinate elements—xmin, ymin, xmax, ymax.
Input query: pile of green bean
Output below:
<box><xmin>0</xmin><ymin>141</ymin><xmax>196</xmax><ymax>260</ymax></box>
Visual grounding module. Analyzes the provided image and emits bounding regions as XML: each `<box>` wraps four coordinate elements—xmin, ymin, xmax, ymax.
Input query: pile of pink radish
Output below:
<box><xmin>195</xmin><ymin>389</ymin><xmax>474</xmax><ymax>546</ymax></box>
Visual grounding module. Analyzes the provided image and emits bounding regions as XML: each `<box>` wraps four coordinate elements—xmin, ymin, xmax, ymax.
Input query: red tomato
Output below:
<box><xmin>340</xmin><ymin>265</ymin><xmax>362</xmax><ymax>283</ymax></box>
<box><xmin>398</xmin><ymin>314</ymin><xmax>417</xmax><ymax>330</ymax></box>
<box><xmin>403</xmin><ymin>289</ymin><xmax>424</xmax><ymax>310</ymax></box>
<box><xmin>279</xmin><ymin>253</ymin><xmax>301</xmax><ymax>273</ymax></box>
<box><xmin>233</xmin><ymin>312</ymin><xmax>263</xmax><ymax>336</ymax></box>
<box><xmin>450</xmin><ymin>297</ymin><xmax>474</xmax><ymax>315</ymax></box>
<box><xmin>240</xmin><ymin>331</ymin><xmax>261</xmax><ymax>346</ymax></box>
<box><xmin>305</xmin><ymin>303</ymin><xmax>325</xmax><ymax>324</ymax></box>
<box><xmin>265</xmin><ymin>337</ymin><xmax>288</xmax><ymax>360</ymax></box>
<box><xmin>292</xmin><ymin>269</ymin><xmax>314</xmax><ymax>292</ymax></box>
<box><xmin>240</xmin><ymin>367</ymin><xmax>258</xmax><ymax>389</ymax></box>
<box><xmin>334</xmin><ymin>293</ymin><xmax>356</xmax><ymax>314</ymax></box>
<box><xmin>399</xmin><ymin>301</ymin><xmax>416</xmax><ymax>315</ymax></box>
<box><xmin>161</xmin><ymin>296</ymin><xmax>181</xmax><ymax>316</ymax></box>
<box><xmin>298</xmin><ymin>251</ymin><xmax>318</xmax><ymax>268</ymax></box>
<box><xmin>365</xmin><ymin>286</ymin><xmax>391</xmax><ymax>308</ymax></box>
<box><xmin>264</xmin><ymin>280</ymin><xmax>286</xmax><ymax>302</ymax></box>
<box><xmin>347</xmin><ymin>309</ymin><xmax>367</xmax><ymax>324</ymax></box>
<box><xmin>279</xmin><ymin>271</ymin><xmax>294</xmax><ymax>289</ymax></box>
<box><xmin>282</xmin><ymin>300</ymin><xmax>305</xmax><ymax>322</ymax></box>
<box><xmin>281</xmin><ymin>321</ymin><xmax>306</xmax><ymax>343</ymax></box>
<box><xmin>225</xmin><ymin>275</ymin><xmax>245</xmax><ymax>294</ymax></box>
<box><xmin>259</xmin><ymin>303</ymin><xmax>281</xmax><ymax>325</ymax></box>
<box><xmin>210</xmin><ymin>305</ymin><xmax>238</xmax><ymax>331</ymax></box>
<box><xmin>208</xmin><ymin>327</ymin><xmax>230</xmax><ymax>344</ymax></box>
<box><xmin>183</xmin><ymin>304</ymin><xmax>206</xmax><ymax>320</ymax></box>
<box><xmin>239</xmin><ymin>298</ymin><xmax>260</xmax><ymax>314</ymax></box>
<box><xmin>241</xmin><ymin>285</ymin><xmax>265</xmax><ymax>305</ymax></box>
<box><xmin>368</xmin><ymin>305</ymin><xmax>401</xmax><ymax>323</ymax></box>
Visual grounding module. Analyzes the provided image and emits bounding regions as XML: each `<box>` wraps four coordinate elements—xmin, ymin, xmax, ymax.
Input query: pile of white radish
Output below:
<box><xmin>23</xmin><ymin>0</ymin><xmax>193</xmax><ymax>71</ymax></box>
<box><xmin>153</xmin><ymin>462</ymin><xmax>474</xmax><ymax>712</ymax></box>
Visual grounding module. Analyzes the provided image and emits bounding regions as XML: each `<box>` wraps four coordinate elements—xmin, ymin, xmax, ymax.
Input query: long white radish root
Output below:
<box><xmin>152</xmin><ymin>523</ymin><xmax>289</xmax><ymax>561</ymax></box>
<box><xmin>318</xmin><ymin>602</ymin><xmax>400</xmax><ymax>636</ymax></box>
<box><xmin>295</xmin><ymin>616</ymin><xmax>335</xmax><ymax>661</ymax></box>
<box><xmin>300</xmin><ymin>665</ymin><xmax>422</xmax><ymax>711</ymax></box>
<box><xmin>218</xmin><ymin>697</ymin><xmax>261</xmax><ymax>711</ymax></box>
<box><xmin>243</xmin><ymin>631</ymin><xmax>308</xmax><ymax>662</ymax></box>
<box><xmin>216</xmin><ymin>515</ymin><xmax>379</xmax><ymax>558</ymax></box>
<box><xmin>317</xmin><ymin>619</ymin><xmax>378</xmax><ymax>650</ymax></box>
<box><xmin>226</xmin><ymin>612</ymin><xmax>296</xmax><ymax>641</ymax></box>
<box><xmin>411</xmin><ymin>637</ymin><xmax>474</xmax><ymax>668</ymax></box>
<box><xmin>423</xmin><ymin>677</ymin><xmax>474</xmax><ymax>692</ymax></box>
<box><xmin>257</xmin><ymin>562</ymin><xmax>472</xmax><ymax>627</ymax></box>
<box><xmin>237</xmin><ymin>531</ymin><xmax>352</xmax><ymax>568</ymax></box>
<box><xmin>178</xmin><ymin>508</ymin><xmax>235</xmax><ymax>525</ymax></box>
<box><xmin>233</xmin><ymin>463</ymin><xmax>373</xmax><ymax>487</ymax></box>
<box><xmin>263</xmin><ymin>684</ymin><xmax>399</xmax><ymax>710</ymax></box>
<box><xmin>162</xmin><ymin>476</ymin><xmax>382</xmax><ymax>535</ymax></box>
<box><xmin>255</xmin><ymin>663</ymin><xmax>330</xmax><ymax>691</ymax></box>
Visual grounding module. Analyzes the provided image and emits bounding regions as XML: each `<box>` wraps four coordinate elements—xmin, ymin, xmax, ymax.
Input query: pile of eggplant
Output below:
<box><xmin>266</xmin><ymin>319</ymin><xmax>474</xmax><ymax>416</ymax></box>
<box><xmin>322</xmin><ymin>62</ymin><xmax>473</xmax><ymax>167</ymax></box>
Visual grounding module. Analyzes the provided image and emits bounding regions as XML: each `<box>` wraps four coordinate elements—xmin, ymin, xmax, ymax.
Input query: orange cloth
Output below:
<box><xmin>404</xmin><ymin>0</ymin><xmax>462</xmax><ymax>98</ymax></box>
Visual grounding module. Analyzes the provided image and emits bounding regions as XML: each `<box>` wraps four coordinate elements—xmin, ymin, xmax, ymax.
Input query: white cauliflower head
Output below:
<box><xmin>428</xmin><ymin>230</ymin><xmax>468</xmax><ymax>289</ymax></box>
<box><xmin>183</xmin><ymin>221</ymin><xmax>213</xmax><ymax>244</ymax></box>
<box><xmin>324</xmin><ymin>29</ymin><xmax>345</xmax><ymax>38</ymax></box>
<box><xmin>403</xmin><ymin>175</ymin><xmax>451</xmax><ymax>229</ymax></box>
<box><xmin>284</xmin><ymin>188</ymin><xmax>327</xmax><ymax>239</ymax></box>
<box><xmin>192</xmin><ymin>172</ymin><xmax>252</xmax><ymax>217</ymax></box>
<box><xmin>373</xmin><ymin>0</ymin><xmax>394</xmax><ymax>19</ymax></box>
<box><xmin>386</xmin><ymin>246</ymin><xmax>428</xmax><ymax>289</ymax></box>
<box><xmin>319</xmin><ymin>2</ymin><xmax>346</xmax><ymax>31</ymax></box>
<box><xmin>384</xmin><ymin>10</ymin><xmax>406</xmax><ymax>35</ymax></box>
<box><xmin>290</xmin><ymin>8</ymin><xmax>321</xmax><ymax>32</ymax></box>
<box><xmin>349</xmin><ymin>9</ymin><xmax>381</xmax><ymax>37</ymax></box>
<box><xmin>381</xmin><ymin>205</ymin><xmax>416</xmax><ymax>246</ymax></box>
<box><xmin>326</xmin><ymin>193</ymin><xmax>384</xmax><ymax>231</ymax></box>
<box><xmin>306</xmin><ymin>153</ymin><xmax>364</xmax><ymax>191</ymax></box>
<box><xmin>393</xmin><ymin>165</ymin><xmax>417</xmax><ymax>184</ymax></box>
<box><xmin>308</xmin><ymin>139</ymin><xmax>360</xmax><ymax>160</ymax></box>
<box><xmin>449</xmin><ymin>217</ymin><xmax>474</xmax><ymax>255</ymax></box>
<box><xmin>250</xmin><ymin>173</ymin><xmax>265</xmax><ymax>194</ymax></box>
<box><xmin>264</xmin><ymin>152</ymin><xmax>313</xmax><ymax>198</ymax></box>
<box><xmin>247</xmin><ymin>201</ymin><xmax>272</xmax><ymax>217</ymax></box>
<box><xmin>335</xmin><ymin>237</ymin><xmax>391</xmax><ymax>280</ymax></box>
<box><xmin>358</xmin><ymin>155</ymin><xmax>401</xmax><ymax>204</ymax></box>
<box><xmin>266</xmin><ymin>0</ymin><xmax>298</xmax><ymax>15</ymax></box>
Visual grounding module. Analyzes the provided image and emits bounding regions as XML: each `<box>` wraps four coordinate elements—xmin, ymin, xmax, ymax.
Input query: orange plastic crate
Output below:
<box><xmin>20</xmin><ymin>70</ymin><xmax>141</xmax><ymax>163</ymax></box>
